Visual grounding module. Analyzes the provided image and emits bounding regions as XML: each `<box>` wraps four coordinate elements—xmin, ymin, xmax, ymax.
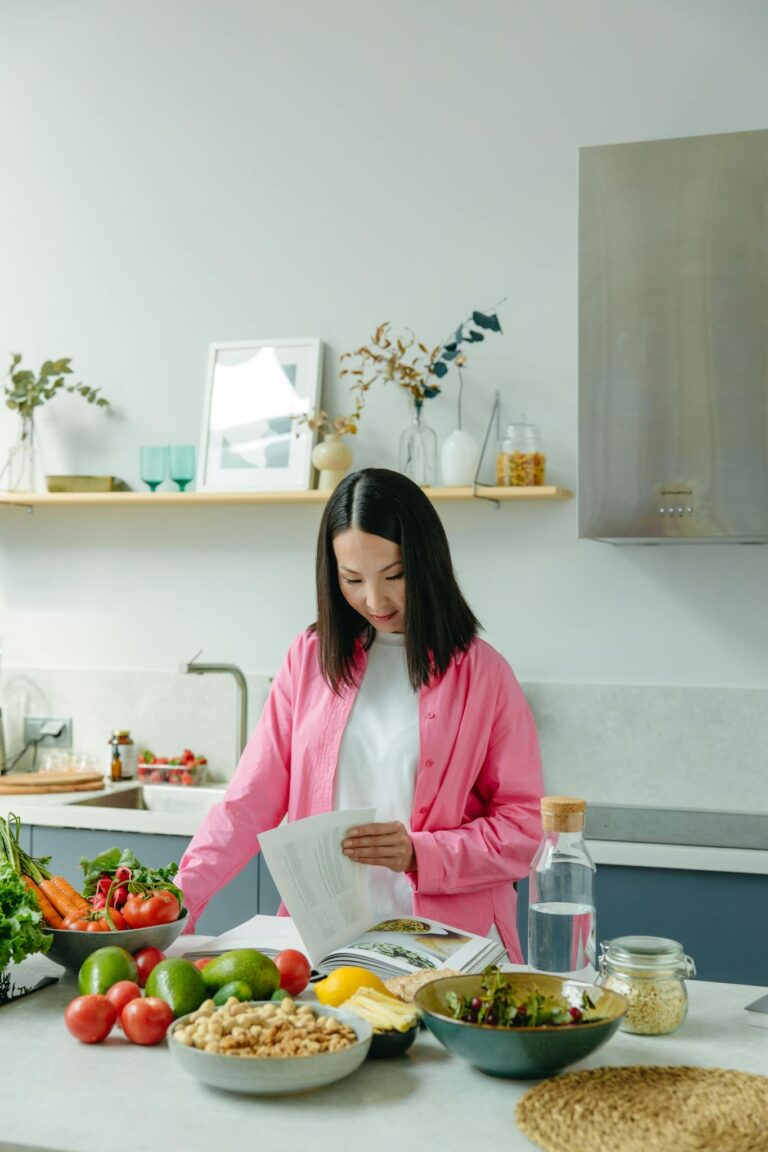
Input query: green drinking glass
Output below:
<box><xmin>169</xmin><ymin>445</ymin><xmax>196</xmax><ymax>492</ymax></box>
<box><xmin>140</xmin><ymin>446</ymin><xmax>168</xmax><ymax>493</ymax></box>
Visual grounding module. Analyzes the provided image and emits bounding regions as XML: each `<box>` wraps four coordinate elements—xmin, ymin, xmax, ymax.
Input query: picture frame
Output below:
<box><xmin>198</xmin><ymin>338</ymin><xmax>322</xmax><ymax>492</ymax></box>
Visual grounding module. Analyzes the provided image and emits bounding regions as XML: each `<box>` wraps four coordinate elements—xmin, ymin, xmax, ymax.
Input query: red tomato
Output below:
<box><xmin>275</xmin><ymin>949</ymin><xmax>312</xmax><ymax>996</ymax></box>
<box><xmin>67</xmin><ymin>908</ymin><xmax>127</xmax><ymax>932</ymax></box>
<box><xmin>106</xmin><ymin>980</ymin><xmax>142</xmax><ymax>1027</ymax></box>
<box><xmin>133</xmin><ymin>945</ymin><xmax>166</xmax><ymax>987</ymax></box>
<box><xmin>64</xmin><ymin>995</ymin><xmax>117</xmax><ymax>1044</ymax></box>
<box><xmin>123</xmin><ymin>890</ymin><xmax>180</xmax><ymax>929</ymax></box>
<box><xmin>192</xmin><ymin>956</ymin><xmax>214</xmax><ymax>971</ymax></box>
<box><xmin>122</xmin><ymin>997</ymin><xmax>174</xmax><ymax>1045</ymax></box>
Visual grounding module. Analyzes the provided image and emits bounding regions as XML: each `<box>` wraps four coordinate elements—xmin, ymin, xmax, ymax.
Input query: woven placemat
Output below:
<box><xmin>516</xmin><ymin>1066</ymin><xmax>768</xmax><ymax>1152</ymax></box>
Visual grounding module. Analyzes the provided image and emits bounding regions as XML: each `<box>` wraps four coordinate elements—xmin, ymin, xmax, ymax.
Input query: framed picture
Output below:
<box><xmin>198</xmin><ymin>338</ymin><xmax>322</xmax><ymax>492</ymax></box>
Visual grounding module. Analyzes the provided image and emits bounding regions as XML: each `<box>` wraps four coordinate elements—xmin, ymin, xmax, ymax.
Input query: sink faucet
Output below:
<box><xmin>180</xmin><ymin>650</ymin><xmax>249</xmax><ymax>764</ymax></box>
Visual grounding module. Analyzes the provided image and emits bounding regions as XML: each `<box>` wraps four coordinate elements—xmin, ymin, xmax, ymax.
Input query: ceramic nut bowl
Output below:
<box><xmin>168</xmin><ymin>1002</ymin><xmax>372</xmax><ymax>1095</ymax></box>
<box><xmin>43</xmin><ymin>912</ymin><xmax>189</xmax><ymax>976</ymax></box>
<box><xmin>415</xmin><ymin>972</ymin><xmax>627</xmax><ymax>1079</ymax></box>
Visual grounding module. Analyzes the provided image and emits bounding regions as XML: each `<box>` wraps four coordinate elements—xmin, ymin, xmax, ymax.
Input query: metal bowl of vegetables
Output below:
<box><xmin>43</xmin><ymin>912</ymin><xmax>189</xmax><ymax>976</ymax></box>
<box><xmin>415</xmin><ymin>971</ymin><xmax>627</xmax><ymax>1079</ymax></box>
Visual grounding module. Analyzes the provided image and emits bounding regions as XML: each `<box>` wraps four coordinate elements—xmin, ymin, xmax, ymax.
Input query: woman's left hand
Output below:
<box><xmin>342</xmin><ymin>822</ymin><xmax>415</xmax><ymax>873</ymax></box>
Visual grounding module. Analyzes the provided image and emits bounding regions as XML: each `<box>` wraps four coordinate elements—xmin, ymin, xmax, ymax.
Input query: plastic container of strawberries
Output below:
<box><xmin>137</xmin><ymin>761</ymin><xmax>205</xmax><ymax>786</ymax></box>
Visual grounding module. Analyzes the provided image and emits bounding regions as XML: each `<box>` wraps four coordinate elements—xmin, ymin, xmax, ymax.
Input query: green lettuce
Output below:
<box><xmin>0</xmin><ymin>861</ymin><xmax>52</xmax><ymax>971</ymax></box>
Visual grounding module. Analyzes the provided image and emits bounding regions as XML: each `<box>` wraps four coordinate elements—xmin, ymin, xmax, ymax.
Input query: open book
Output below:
<box><xmin>187</xmin><ymin>809</ymin><xmax>506</xmax><ymax>978</ymax></box>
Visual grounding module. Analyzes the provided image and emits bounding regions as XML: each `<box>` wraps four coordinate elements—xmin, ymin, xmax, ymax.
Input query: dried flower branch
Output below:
<box><xmin>302</xmin><ymin>397</ymin><xmax>365</xmax><ymax>438</ymax></box>
<box><xmin>340</xmin><ymin>323</ymin><xmax>442</xmax><ymax>409</ymax></box>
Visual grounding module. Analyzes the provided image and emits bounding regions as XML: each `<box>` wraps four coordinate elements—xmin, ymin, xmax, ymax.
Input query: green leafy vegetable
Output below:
<box><xmin>0</xmin><ymin>861</ymin><xmax>52</xmax><ymax>972</ymax></box>
<box><xmin>79</xmin><ymin>847</ymin><xmax>183</xmax><ymax>905</ymax></box>
<box><xmin>446</xmin><ymin>966</ymin><xmax>603</xmax><ymax>1028</ymax></box>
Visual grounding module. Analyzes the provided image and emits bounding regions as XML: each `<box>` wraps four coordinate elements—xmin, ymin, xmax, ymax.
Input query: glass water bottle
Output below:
<box><xmin>527</xmin><ymin>796</ymin><xmax>596</xmax><ymax>978</ymax></box>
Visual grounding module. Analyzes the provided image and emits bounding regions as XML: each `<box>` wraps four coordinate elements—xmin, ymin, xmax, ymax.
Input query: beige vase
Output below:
<box><xmin>312</xmin><ymin>432</ymin><xmax>353</xmax><ymax>490</ymax></box>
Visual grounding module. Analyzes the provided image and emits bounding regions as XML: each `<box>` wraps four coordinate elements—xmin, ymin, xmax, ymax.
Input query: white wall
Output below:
<box><xmin>1</xmin><ymin>3</ymin><xmax>767</xmax><ymax>785</ymax></box>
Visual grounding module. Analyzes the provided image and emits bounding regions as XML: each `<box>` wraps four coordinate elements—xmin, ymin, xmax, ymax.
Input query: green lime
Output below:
<box><xmin>145</xmin><ymin>957</ymin><xmax>207</xmax><ymax>1018</ymax></box>
<box><xmin>213</xmin><ymin>980</ymin><xmax>253</xmax><ymax>1006</ymax></box>
<box><xmin>78</xmin><ymin>947</ymin><xmax>139</xmax><ymax>996</ymax></box>
<box><xmin>201</xmin><ymin>950</ymin><xmax>279</xmax><ymax>1000</ymax></box>
<box><xmin>271</xmin><ymin>988</ymin><xmax>292</xmax><ymax>1002</ymax></box>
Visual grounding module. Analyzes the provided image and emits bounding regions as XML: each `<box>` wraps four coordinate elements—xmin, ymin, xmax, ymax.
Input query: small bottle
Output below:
<box><xmin>107</xmin><ymin>730</ymin><xmax>137</xmax><ymax>783</ymax></box>
<box><xmin>527</xmin><ymin>796</ymin><xmax>596</xmax><ymax>978</ymax></box>
<box><xmin>496</xmin><ymin>417</ymin><xmax>546</xmax><ymax>486</ymax></box>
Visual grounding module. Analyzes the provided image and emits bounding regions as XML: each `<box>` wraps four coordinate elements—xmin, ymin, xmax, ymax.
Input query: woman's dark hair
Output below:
<box><xmin>315</xmin><ymin>468</ymin><xmax>480</xmax><ymax>692</ymax></box>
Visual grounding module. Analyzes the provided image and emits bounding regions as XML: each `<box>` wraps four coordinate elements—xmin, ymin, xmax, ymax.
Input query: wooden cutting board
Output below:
<box><xmin>0</xmin><ymin>770</ymin><xmax>104</xmax><ymax>794</ymax></box>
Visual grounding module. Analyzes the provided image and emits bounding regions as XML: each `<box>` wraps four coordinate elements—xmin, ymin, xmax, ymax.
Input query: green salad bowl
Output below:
<box><xmin>415</xmin><ymin>972</ymin><xmax>627</xmax><ymax>1079</ymax></box>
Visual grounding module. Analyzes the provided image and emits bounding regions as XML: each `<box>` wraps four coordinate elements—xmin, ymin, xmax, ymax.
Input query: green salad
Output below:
<box><xmin>446</xmin><ymin>966</ymin><xmax>604</xmax><ymax>1027</ymax></box>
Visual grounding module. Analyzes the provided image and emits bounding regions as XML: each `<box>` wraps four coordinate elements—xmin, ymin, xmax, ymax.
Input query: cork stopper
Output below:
<box><xmin>541</xmin><ymin>796</ymin><xmax>587</xmax><ymax>833</ymax></box>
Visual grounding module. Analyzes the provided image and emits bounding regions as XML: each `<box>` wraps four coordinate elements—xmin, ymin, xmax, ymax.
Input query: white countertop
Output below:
<box><xmin>0</xmin><ymin>782</ymin><xmax>227</xmax><ymax>837</ymax></box>
<box><xmin>587</xmin><ymin>839</ymin><xmax>768</xmax><ymax>875</ymax></box>
<box><xmin>1</xmin><ymin>947</ymin><xmax>766</xmax><ymax>1152</ymax></box>
<box><xmin>1</xmin><ymin>785</ymin><xmax>767</xmax><ymax>873</ymax></box>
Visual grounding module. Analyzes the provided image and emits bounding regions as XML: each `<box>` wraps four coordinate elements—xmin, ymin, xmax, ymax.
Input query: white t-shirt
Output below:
<box><xmin>333</xmin><ymin>631</ymin><xmax>419</xmax><ymax>924</ymax></box>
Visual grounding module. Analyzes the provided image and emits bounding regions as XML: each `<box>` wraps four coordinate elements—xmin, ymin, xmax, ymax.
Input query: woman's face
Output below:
<box><xmin>333</xmin><ymin>528</ymin><xmax>405</xmax><ymax>633</ymax></box>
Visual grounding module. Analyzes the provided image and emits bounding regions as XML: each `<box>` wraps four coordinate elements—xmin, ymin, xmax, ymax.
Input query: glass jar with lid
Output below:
<box><xmin>596</xmin><ymin>935</ymin><xmax>696</xmax><ymax>1035</ymax></box>
<box><xmin>496</xmin><ymin>417</ymin><xmax>546</xmax><ymax>486</ymax></box>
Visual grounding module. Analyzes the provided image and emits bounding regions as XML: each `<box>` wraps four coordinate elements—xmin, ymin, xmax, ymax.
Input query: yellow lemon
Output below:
<box><xmin>314</xmin><ymin>965</ymin><xmax>390</xmax><ymax>1006</ymax></box>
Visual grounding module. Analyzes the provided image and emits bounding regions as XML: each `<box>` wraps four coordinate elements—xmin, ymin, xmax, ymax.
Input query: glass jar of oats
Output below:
<box><xmin>597</xmin><ymin>935</ymin><xmax>696</xmax><ymax>1035</ymax></box>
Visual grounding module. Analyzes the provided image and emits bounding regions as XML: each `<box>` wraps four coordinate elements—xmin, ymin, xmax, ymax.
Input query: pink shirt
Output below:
<box><xmin>177</xmin><ymin>630</ymin><xmax>544</xmax><ymax>962</ymax></box>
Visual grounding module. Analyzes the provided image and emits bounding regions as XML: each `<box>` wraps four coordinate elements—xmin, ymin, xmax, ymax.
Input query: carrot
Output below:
<box><xmin>38</xmin><ymin>878</ymin><xmax>71</xmax><ymax>917</ymax></box>
<box><xmin>39</xmin><ymin>877</ymin><xmax>84</xmax><ymax>919</ymax></box>
<box><xmin>49</xmin><ymin>875</ymin><xmax>90</xmax><ymax>915</ymax></box>
<box><xmin>21</xmin><ymin>875</ymin><xmax>64</xmax><ymax>928</ymax></box>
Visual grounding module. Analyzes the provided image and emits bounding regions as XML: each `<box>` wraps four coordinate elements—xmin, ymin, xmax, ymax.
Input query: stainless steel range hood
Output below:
<box><xmin>579</xmin><ymin>128</ymin><xmax>768</xmax><ymax>543</ymax></box>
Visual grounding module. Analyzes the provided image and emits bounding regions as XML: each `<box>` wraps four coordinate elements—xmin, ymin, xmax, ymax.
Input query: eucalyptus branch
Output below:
<box><xmin>2</xmin><ymin>354</ymin><xmax>110</xmax><ymax>420</ymax></box>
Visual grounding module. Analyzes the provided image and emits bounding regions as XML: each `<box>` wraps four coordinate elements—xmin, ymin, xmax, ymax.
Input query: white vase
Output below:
<box><xmin>440</xmin><ymin>429</ymin><xmax>481</xmax><ymax>487</ymax></box>
<box><xmin>312</xmin><ymin>433</ymin><xmax>353</xmax><ymax>491</ymax></box>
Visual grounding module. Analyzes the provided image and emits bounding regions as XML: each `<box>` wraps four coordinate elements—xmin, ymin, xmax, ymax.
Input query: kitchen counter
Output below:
<box><xmin>1</xmin><ymin>784</ymin><xmax>767</xmax><ymax>875</ymax></box>
<box><xmin>0</xmin><ymin>948</ymin><xmax>765</xmax><ymax>1152</ymax></box>
<box><xmin>0</xmin><ymin>782</ymin><xmax>226</xmax><ymax>837</ymax></box>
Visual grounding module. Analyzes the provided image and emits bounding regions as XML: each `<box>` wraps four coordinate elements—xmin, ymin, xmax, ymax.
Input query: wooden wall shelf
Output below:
<box><xmin>0</xmin><ymin>486</ymin><xmax>572</xmax><ymax>509</ymax></box>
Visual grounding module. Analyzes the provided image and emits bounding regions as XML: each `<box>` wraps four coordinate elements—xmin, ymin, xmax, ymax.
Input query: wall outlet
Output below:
<box><xmin>23</xmin><ymin>717</ymin><xmax>72</xmax><ymax>749</ymax></box>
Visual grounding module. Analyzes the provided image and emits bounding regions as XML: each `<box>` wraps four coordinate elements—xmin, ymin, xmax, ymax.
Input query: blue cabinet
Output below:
<box><xmin>516</xmin><ymin>866</ymin><xmax>768</xmax><ymax>986</ymax></box>
<box><xmin>258</xmin><ymin>857</ymin><xmax>281</xmax><ymax>916</ymax></box>
<box><xmin>29</xmin><ymin>826</ymin><xmax>259</xmax><ymax>937</ymax></box>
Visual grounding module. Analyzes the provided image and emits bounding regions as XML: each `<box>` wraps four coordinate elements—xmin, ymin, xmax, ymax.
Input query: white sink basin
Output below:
<box><xmin>70</xmin><ymin>785</ymin><xmax>224</xmax><ymax>818</ymax></box>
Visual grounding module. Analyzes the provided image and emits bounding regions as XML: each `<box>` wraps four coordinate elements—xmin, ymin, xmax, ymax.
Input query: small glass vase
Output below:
<box><xmin>399</xmin><ymin>400</ymin><xmax>437</xmax><ymax>486</ymax></box>
<box><xmin>1</xmin><ymin>413</ymin><xmax>47</xmax><ymax>494</ymax></box>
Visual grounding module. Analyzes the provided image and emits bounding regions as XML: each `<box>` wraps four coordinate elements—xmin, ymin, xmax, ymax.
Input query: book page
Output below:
<box><xmin>177</xmin><ymin>916</ymin><xmax>306</xmax><ymax>959</ymax></box>
<box><xmin>331</xmin><ymin>916</ymin><xmax>506</xmax><ymax>976</ymax></box>
<box><xmin>258</xmin><ymin>808</ymin><xmax>375</xmax><ymax>966</ymax></box>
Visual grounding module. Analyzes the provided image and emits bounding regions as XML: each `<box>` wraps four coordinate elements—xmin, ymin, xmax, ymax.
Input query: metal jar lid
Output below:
<box><xmin>599</xmin><ymin>935</ymin><xmax>696</xmax><ymax>978</ymax></box>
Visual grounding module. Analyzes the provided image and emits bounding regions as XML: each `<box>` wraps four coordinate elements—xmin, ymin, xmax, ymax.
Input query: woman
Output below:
<box><xmin>177</xmin><ymin>468</ymin><xmax>543</xmax><ymax>961</ymax></box>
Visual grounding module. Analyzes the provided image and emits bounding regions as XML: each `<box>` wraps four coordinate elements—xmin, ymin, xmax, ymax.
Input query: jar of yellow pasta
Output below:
<box><xmin>496</xmin><ymin>418</ymin><xmax>546</xmax><ymax>486</ymax></box>
<box><xmin>596</xmin><ymin>935</ymin><xmax>696</xmax><ymax>1035</ymax></box>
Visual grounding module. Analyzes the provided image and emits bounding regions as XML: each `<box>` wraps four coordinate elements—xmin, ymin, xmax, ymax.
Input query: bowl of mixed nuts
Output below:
<box><xmin>168</xmin><ymin>995</ymin><xmax>372</xmax><ymax>1095</ymax></box>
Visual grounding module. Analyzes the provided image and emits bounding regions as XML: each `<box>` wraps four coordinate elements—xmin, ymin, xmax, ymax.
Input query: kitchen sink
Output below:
<box><xmin>70</xmin><ymin>786</ymin><xmax>223</xmax><ymax>817</ymax></box>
